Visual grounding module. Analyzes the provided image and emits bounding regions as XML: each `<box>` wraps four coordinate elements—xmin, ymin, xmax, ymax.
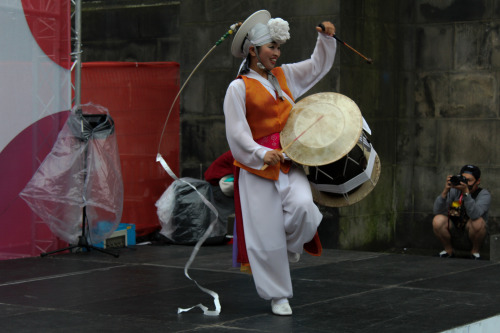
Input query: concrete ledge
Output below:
<box><xmin>490</xmin><ymin>234</ymin><xmax>500</xmax><ymax>262</ymax></box>
<box><xmin>440</xmin><ymin>314</ymin><xmax>500</xmax><ymax>333</ymax></box>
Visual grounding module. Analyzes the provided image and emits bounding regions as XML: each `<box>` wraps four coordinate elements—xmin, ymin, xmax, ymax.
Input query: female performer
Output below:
<box><xmin>224</xmin><ymin>10</ymin><xmax>336</xmax><ymax>316</ymax></box>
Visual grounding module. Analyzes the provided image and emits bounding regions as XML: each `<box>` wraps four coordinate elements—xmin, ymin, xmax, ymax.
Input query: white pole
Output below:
<box><xmin>74</xmin><ymin>0</ymin><xmax>82</xmax><ymax>110</ymax></box>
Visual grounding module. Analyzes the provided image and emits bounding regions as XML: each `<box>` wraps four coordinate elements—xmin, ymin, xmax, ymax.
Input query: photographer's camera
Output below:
<box><xmin>450</xmin><ymin>175</ymin><xmax>467</xmax><ymax>186</ymax></box>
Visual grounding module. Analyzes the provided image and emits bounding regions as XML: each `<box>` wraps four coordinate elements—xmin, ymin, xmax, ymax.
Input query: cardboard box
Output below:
<box><xmin>94</xmin><ymin>223</ymin><xmax>136</xmax><ymax>249</ymax></box>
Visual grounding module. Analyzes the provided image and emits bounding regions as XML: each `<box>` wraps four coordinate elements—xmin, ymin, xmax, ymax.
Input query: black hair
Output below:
<box><xmin>239</xmin><ymin>54</ymin><xmax>252</xmax><ymax>75</ymax></box>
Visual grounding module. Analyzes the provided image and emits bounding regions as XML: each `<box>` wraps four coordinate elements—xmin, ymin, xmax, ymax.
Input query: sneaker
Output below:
<box><xmin>271</xmin><ymin>298</ymin><xmax>292</xmax><ymax>316</ymax></box>
<box><xmin>470</xmin><ymin>253</ymin><xmax>481</xmax><ymax>260</ymax></box>
<box><xmin>436</xmin><ymin>250</ymin><xmax>455</xmax><ymax>258</ymax></box>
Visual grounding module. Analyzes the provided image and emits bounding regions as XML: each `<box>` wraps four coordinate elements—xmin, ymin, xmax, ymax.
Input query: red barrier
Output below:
<box><xmin>80</xmin><ymin>62</ymin><xmax>180</xmax><ymax>237</ymax></box>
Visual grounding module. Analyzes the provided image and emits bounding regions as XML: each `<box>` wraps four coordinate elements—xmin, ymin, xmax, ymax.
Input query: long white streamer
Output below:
<box><xmin>155</xmin><ymin>23</ymin><xmax>240</xmax><ymax>316</ymax></box>
<box><xmin>156</xmin><ymin>154</ymin><xmax>221</xmax><ymax>316</ymax></box>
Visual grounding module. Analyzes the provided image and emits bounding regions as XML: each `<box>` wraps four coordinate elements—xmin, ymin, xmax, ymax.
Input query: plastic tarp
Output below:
<box><xmin>156</xmin><ymin>178</ymin><xmax>227</xmax><ymax>245</ymax></box>
<box><xmin>20</xmin><ymin>103</ymin><xmax>124</xmax><ymax>245</ymax></box>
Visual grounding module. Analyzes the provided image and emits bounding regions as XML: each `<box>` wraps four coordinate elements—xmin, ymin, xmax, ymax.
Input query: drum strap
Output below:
<box><xmin>267</xmin><ymin>71</ymin><xmax>284</xmax><ymax>100</ymax></box>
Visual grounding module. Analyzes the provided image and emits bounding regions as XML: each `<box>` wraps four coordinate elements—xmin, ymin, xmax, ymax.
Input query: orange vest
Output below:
<box><xmin>234</xmin><ymin>67</ymin><xmax>295</xmax><ymax>180</ymax></box>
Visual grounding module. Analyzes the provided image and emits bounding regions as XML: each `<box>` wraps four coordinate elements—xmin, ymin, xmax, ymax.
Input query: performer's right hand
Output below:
<box><xmin>264</xmin><ymin>150</ymin><xmax>285</xmax><ymax>166</ymax></box>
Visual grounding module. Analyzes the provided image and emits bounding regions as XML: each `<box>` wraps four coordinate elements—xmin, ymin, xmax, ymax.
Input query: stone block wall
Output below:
<box><xmin>80</xmin><ymin>0</ymin><xmax>180</xmax><ymax>63</ymax></box>
<box><xmin>79</xmin><ymin>0</ymin><xmax>500</xmax><ymax>254</ymax></box>
<box><xmin>393</xmin><ymin>0</ymin><xmax>500</xmax><ymax>254</ymax></box>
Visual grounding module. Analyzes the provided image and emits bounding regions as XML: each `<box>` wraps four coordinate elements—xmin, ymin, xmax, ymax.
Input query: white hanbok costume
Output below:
<box><xmin>223</xmin><ymin>33</ymin><xmax>337</xmax><ymax>300</ymax></box>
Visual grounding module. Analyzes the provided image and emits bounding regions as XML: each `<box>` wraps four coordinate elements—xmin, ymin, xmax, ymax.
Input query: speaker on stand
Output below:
<box><xmin>41</xmin><ymin>111</ymin><xmax>120</xmax><ymax>258</ymax></box>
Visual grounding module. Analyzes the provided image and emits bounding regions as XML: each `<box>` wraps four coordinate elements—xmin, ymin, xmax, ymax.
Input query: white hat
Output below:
<box><xmin>231</xmin><ymin>10</ymin><xmax>290</xmax><ymax>58</ymax></box>
<box><xmin>231</xmin><ymin>10</ymin><xmax>271</xmax><ymax>58</ymax></box>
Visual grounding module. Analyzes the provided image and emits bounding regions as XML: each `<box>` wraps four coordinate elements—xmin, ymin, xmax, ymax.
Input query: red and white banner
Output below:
<box><xmin>0</xmin><ymin>0</ymin><xmax>71</xmax><ymax>259</ymax></box>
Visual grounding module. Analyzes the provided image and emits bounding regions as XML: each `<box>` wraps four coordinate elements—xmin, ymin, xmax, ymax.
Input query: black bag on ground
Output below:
<box><xmin>156</xmin><ymin>178</ymin><xmax>227</xmax><ymax>245</ymax></box>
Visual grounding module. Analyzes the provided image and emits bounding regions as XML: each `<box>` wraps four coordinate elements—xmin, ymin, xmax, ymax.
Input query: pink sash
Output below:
<box><xmin>255</xmin><ymin>133</ymin><xmax>281</xmax><ymax>150</ymax></box>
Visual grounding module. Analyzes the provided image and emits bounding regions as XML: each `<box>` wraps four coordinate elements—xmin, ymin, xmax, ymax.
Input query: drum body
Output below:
<box><xmin>305</xmin><ymin>133</ymin><xmax>381</xmax><ymax>207</ymax></box>
<box><xmin>279</xmin><ymin>92</ymin><xmax>381</xmax><ymax>207</ymax></box>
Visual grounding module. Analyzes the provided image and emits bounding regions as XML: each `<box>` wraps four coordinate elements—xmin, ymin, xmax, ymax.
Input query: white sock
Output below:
<box><xmin>272</xmin><ymin>297</ymin><xmax>288</xmax><ymax>305</ymax></box>
<box><xmin>472</xmin><ymin>253</ymin><xmax>480</xmax><ymax>258</ymax></box>
<box><xmin>439</xmin><ymin>250</ymin><xmax>448</xmax><ymax>255</ymax></box>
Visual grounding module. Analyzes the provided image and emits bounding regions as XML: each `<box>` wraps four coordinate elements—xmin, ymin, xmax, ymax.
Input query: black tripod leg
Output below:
<box><xmin>41</xmin><ymin>233</ymin><xmax>120</xmax><ymax>258</ymax></box>
<box><xmin>41</xmin><ymin>245</ymin><xmax>79</xmax><ymax>257</ymax></box>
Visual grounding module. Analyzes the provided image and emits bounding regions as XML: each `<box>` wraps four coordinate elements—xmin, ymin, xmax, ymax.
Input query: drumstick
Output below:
<box><xmin>317</xmin><ymin>24</ymin><xmax>373</xmax><ymax>64</ymax></box>
<box><xmin>261</xmin><ymin>115</ymin><xmax>324</xmax><ymax>170</ymax></box>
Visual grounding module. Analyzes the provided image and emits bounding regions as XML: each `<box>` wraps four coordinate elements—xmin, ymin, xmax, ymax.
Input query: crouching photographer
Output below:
<box><xmin>432</xmin><ymin>165</ymin><xmax>491</xmax><ymax>260</ymax></box>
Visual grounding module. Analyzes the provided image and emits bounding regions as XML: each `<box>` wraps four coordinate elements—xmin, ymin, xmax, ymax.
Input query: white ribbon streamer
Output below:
<box><xmin>154</xmin><ymin>23</ymin><xmax>242</xmax><ymax>317</ymax></box>
<box><xmin>156</xmin><ymin>154</ymin><xmax>222</xmax><ymax>316</ymax></box>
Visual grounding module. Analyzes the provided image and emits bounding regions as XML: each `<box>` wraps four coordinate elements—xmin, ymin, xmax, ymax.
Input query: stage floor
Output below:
<box><xmin>1</xmin><ymin>243</ymin><xmax>500</xmax><ymax>332</ymax></box>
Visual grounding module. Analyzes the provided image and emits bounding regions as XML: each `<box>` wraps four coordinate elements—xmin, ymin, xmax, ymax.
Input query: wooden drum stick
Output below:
<box><xmin>261</xmin><ymin>115</ymin><xmax>324</xmax><ymax>170</ymax></box>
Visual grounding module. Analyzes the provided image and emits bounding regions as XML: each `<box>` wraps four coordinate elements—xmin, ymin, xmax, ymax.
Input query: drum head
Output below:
<box><xmin>281</xmin><ymin>92</ymin><xmax>362</xmax><ymax>166</ymax></box>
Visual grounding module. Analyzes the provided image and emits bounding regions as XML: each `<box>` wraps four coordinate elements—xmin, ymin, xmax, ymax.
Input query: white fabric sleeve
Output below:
<box><xmin>223</xmin><ymin>79</ymin><xmax>269</xmax><ymax>169</ymax></box>
<box><xmin>282</xmin><ymin>33</ymin><xmax>337</xmax><ymax>100</ymax></box>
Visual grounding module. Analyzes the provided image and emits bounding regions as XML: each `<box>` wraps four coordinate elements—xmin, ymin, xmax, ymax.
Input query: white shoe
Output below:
<box><xmin>287</xmin><ymin>251</ymin><xmax>300</xmax><ymax>263</ymax></box>
<box><xmin>271</xmin><ymin>299</ymin><xmax>292</xmax><ymax>316</ymax></box>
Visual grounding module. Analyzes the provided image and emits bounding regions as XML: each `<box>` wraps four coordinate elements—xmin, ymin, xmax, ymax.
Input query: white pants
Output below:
<box><xmin>238</xmin><ymin>165</ymin><xmax>323</xmax><ymax>300</ymax></box>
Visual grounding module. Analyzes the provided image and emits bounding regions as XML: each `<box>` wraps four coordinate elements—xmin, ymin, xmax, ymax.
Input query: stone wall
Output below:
<box><xmin>80</xmin><ymin>0</ymin><xmax>180</xmax><ymax>62</ymax></box>
<box><xmin>79</xmin><ymin>0</ymin><xmax>500</xmax><ymax>254</ymax></box>
<box><xmin>394</xmin><ymin>0</ymin><xmax>500</xmax><ymax>253</ymax></box>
